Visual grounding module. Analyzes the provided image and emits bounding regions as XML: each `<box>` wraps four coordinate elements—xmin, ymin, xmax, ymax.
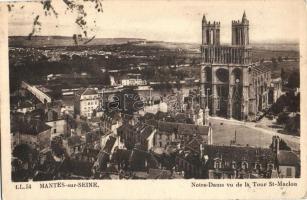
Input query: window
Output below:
<box><xmin>255</xmin><ymin>163</ymin><xmax>261</xmax><ymax>170</ymax></box>
<box><xmin>214</xmin><ymin>160</ymin><xmax>221</xmax><ymax>169</ymax></box>
<box><xmin>286</xmin><ymin>168</ymin><xmax>292</xmax><ymax>177</ymax></box>
<box><xmin>232</xmin><ymin>161</ymin><xmax>236</xmax><ymax>169</ymax></box>
<box><xmin>88</xmin><ymin>102</ymin><xmax>90</xmax><ymax>105</ymax></box>
<box><xmin>159</xmin><ymin>142</ymin><xmax>162</xmax><ymax>147</ymax></box>
<box><xmin>242</xmin><ymin>162</ymin><xmax>248</xmax><ymax>170</ymax></box>
<box><xmin>267</xmin><ymin>163</ymin><xmax>274</xmax><ymax>170</ymax></box>
<box><xmin>54</xmin><ymin>129</ymin><xmax>57</xmax><ymax>133</ymax></box>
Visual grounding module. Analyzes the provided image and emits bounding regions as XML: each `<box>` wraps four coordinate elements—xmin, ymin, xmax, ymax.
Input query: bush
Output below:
<box><xmin>277</xmin><ymin>112</ymin><xmax>290</xmax><ymax>124</ymax></box>
<box><xmin>285</xmin><ymin>114</ymin><xmax>300</xmax><ymax>136</ymax></box>
<box><xmin>269</xmin><ymin>138</ymin><xmax>291</xmax><ymax>151</ymax></box>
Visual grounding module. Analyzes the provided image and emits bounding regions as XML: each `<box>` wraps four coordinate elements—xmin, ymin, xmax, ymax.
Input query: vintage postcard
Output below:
<box><xmin>0</xmin><ymin>0</ymin><xmax>306</xmax><ymax>199</ymax></box>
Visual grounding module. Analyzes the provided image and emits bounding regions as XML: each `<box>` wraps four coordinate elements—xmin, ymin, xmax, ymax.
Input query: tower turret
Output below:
<box><xmin>232</xmin><ymin>11</ymin><xmax>249</xmax><ymax>46</ymax></box>
<box><xmin>202</xmin><ymin>14</ymin><xmax>207</xmax><ymax>24</ymax></box>
<box><xmin>202</xmin><ymin>14</ymin><xmax>220</xmax><ymax>45</ymax></box>
<box><xmin>242</xmin><ymin>10</ymin><xmax>247</xmax><ymax>23</ymax></box>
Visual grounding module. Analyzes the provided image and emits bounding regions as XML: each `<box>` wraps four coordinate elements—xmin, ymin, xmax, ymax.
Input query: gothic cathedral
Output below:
<box><xmin>201</xmin><ymin>12</ymin><xmax>271</xmax><ymax>121</ymax></box>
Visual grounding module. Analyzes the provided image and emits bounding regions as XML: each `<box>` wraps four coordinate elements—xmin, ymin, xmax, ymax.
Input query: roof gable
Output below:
<box><xmin>82</xmin><ymin>88</ymin><xmax>98</xmax><ymax>96</ymax></box>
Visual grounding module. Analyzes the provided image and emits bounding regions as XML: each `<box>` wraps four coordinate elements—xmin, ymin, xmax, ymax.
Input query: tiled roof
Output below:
<box><xmin>117</xmin><ymin>123</ymin><xmax>134</xmax><ymax>136</ymax></box>
<box><xmin>11</xmin><ymin>117</ymin><xmax>51</xmax><ymax>136</ymax></box>
<box><xmin>129</xmin><ymin>148</ymin><xmax>159</xmax><ymax>170</ymax></box>
<box><xmin>96</xmin><ymin>151</ymin><xmax>110</xmax><ymax>169</ymax></box>
<box><xmin>67</xmin><ymin>135</ymin><xmax>82</xmax><ymax>147</ymax></box>
<box><xmin>203</xmin><ymin>145</ymin><xmax>275</xmax><ymax>167</ymax></box>
<box><xmin>69</xmin><ymin>160</ymin><xmax>93</xmax><ymax>177</ymax></box>
<box><xmin>82</xmin><ymin>88</ymin><xmax>98</xmax><ymax>96</ymax></box>
<box><xmin>110</xmin><ymin>148</ymin><xmax>131</xmax><ymax>163</ymax></box>
<box><xmin>157</xmin><ymin>121</ymin><xmax>178</xmax><ymax>133</ymax></box>
<box><xmin>277</xmin><ymin>150</ymin><xmax>299</xmax><ymax>166</ymax></box>
<box><xmin>139</xmin><ymin>125</ymin><xmax>155</xmax><ymax>139</ymax></box>
<box><xmin>186</xmin><ymin>137</ymin><xmax>203</xmax><ymax>153</ymax></box>
<box><xmin>177</xmin><ymin>149</ymin><xmax>203</xmax><ymax>166</ymax></box>
<box><xmin>18</xmin><ymin>101</ymin><xmax>34</xmax><ymax>108</ymax></box>
<box><xmin>155</xmin><ymin>121</ymin><xmax>210</xmax><ymax>136</ymax></box>
<box><xmin>103</xmin><ymin>136</ymin><xmax>116</xmax><ymax>154</ymax></box>
<box><xmin>178</xmin><ymin>144</ymin><xmax>275</xmax><ymax>169</ymax></box>
<box><xmin>253</xmin><ymin>64</ymin><xmax>271</xmax><ymax>74</ymax></box>
<box><xmin>147</xmin><ymin>168</ymin><xmax>173</xmax><ymax>179</ymax></box>
<box><xmin>178</xmin><ymin>124</ymin><xmax>210</xmax><ymax>136</ymax></box>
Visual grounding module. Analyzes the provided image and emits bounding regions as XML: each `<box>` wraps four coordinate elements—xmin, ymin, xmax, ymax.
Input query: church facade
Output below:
<box><xmin>200</xmin><ymin>12</ymin><xmax>271</xmax><ymax>121</ymax></box>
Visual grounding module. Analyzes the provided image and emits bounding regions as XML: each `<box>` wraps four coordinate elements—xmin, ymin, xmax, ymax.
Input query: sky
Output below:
<box><xmin>8</xmin><ymin>0</ymin><xmax>302</xmax><ymax>44</ymax></box>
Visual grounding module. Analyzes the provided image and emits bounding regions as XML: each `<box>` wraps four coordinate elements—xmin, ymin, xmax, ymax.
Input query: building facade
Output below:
<box><xmin>200</xmin><ymin>12</ymin><xmax>271</xmax><ymax>121</ymax></box>
<box><xmin>74</xmin><ymin>88</ymin><xmax>101</xmax><ymax>119</ymax></box>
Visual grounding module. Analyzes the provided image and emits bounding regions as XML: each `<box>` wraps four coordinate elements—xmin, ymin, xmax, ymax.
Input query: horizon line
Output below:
<box><xmin>8</xmin><ymin>35</ymin><xmax>299</xmax><ymax>45</ymax></box>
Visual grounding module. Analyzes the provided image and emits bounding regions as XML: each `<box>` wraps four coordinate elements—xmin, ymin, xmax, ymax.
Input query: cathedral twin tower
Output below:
<box><xmin>202</xmin><ymin>11</ymin><xmax>249</xmax><ymax>46</ymax></box>
<box><xmin>200</xmin><ymin>12</ymin><xmax>269</xmax><ymax>121</ymax></box>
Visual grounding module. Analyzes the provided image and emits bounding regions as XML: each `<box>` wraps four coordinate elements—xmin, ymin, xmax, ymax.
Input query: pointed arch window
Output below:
<box><xmin>232</xmin><ymin>161</ymin><xmax>236</xmax><ymax>169</ymax></box>
<box><xmin>241</xmin><ymin>161</ymin><xmax>248</xmax><ymax>170</ymax></box>
<box><xmin>214</xmin><ymin>159</ymin><xmax>222</xmax><ymax>169</ymax></box>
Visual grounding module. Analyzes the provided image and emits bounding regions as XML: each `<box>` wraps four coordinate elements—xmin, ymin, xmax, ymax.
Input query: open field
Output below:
<box><xmin>210</xmin><ymin>118</ymin><xmax>300</xmax><ymax>151</ymax></box>
<box><xmin>9</xmin><ymin>36</ymin><xmax>146</xmax><ymax>47</ymax></box>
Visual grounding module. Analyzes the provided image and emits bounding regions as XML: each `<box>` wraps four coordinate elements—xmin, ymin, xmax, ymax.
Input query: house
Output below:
<box><xmin>11</xmin><ymin>117</ymin><xmax>51</xmax><ymax>150</ymax></box>
<box><xmin>74</xmin><ymin>88</ymin><xmax>101</xmax><ymax>119</ymax></box>
<box><xmin>277</xmin><ymin>150</ymin><xmax>300</xmax><ymax>178</ymax></box>
<box><xmin>117</xmin><ymin>121</ymin><xmax>156</xmax><ymax>151</ymax></box>
<box><xmin>202</xmin><ymin>144</ymin><xmax>277</xmax><ymax>179</ymax></box>
<box><xmin>44</xmin><ymin>109</ymin><xmax>68</xmax><ymax>138</ymax></box>
<box><xmin>121</xmin><ymin>73</ymin><xmax>147</xmax><ymax>86</ymax></box>
<box><xmin>16</xmin><ymin>101</ymin><xmax>35</xmax><ymax>113</ymax></box>
<box><xmin>153</xmin><ymin>121</ymin><xmax>212</xmax><ymax>149</ymax></box>
<box><xmin>62</xmin><ymin>135</ymin><xmax>86</xmax><ymax>156</ymax></box>
<box><xmin>61</xmin><ymin>96</ymin><xmax>75</xmax><ymax>114</ymax></box>
<box><xmin>117</xmin><ymin>123</ymin><xmax>136</xmax><ymax>150</ymax></box>
<box><xmin>175</xmin><ymin>143</ymin><xmax>277</xmax><ymax>179</ymax></box>
<box><xmin>93</xmin><ymin>136</ymin><xmax>117</xmax><ymax>172</ymax></box>
<box><xmin>146</xmin><ymin>168</ymin><xmax>175</xmax><ymax>179</ymax></box>
<box><xmin>175</xmin><ymin>147</ymin><xmax>204</xmax><ymax>178</ymax></box>
<box><xmin>99</xmin><ymin>111</ymin><xmax>122</xmax><ymax>135</ymax></box>
<box><xmin>128</xmin><ymin>147</ymin><xmax>159</xmax><ymax>171</ymax></box>
<box><xmin>110</xmin><ymin>145</ymin><xmax>160</xmax><ymax>173</ymax></box>
<box><xmin>269</xmin><ymin>77</ymin><xmax>283</xmax><ymax>104</ymax></box>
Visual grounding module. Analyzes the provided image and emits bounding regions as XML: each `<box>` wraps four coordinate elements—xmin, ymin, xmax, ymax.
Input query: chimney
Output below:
<box><xmin>200</xmin><ymin>143</ymin><xmax>205</xmax><ymax>160</ymax></box>
<box><xmin>208</xmin><ymin>123</ymin><xmax>213</xmax><ymax>145</ymax></box>
<box><xmin>26</xmin><ymin>115</ymin><xmax>31</xmax><ymax>123</ymax></box>
<box><xmin>271</xmin><ymin>136</ymin><xmax>280</xmax><ymax>154</ymax></box>
<box><xmin>276</xmin><ymin>136</ymin><xmax>280</xmax><ymax>154</ymax></box>
<box><xmin>204</xmin><ymin>106</ymin><xmax>210</xmax><ymax>126</ymax></box>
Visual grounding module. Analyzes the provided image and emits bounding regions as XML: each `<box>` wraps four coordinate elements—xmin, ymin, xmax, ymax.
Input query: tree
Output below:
<box><xmin>269</xmin><ymin>138</ymin><xmax>291</xmax><ymax>151</ymax></box>
<box><xmin>271</xmin><ymin>57</ymin><xmax>278</xmax><ymax>68</ymax></box>
<box><xmin>277</xmin><ymin>112</ymin><xmax>290</xmax><ymax>124</ymax></box>
<box><xmin>281</xmin><ymin>68</ymin><xmax>286</xmax><ymax>83</ymax></box>
<box><xmin>287</xmin><ymin>71</ymin><xmax>300</xmax><ymax>88</ymax></box>
<box><xmin>285</xmin><ymin>114</ymin><xmax>300</xmax><ymax>136</ymax></box>
<box><xmin>8</xmin><ymin>0</ymin><xmax>103</xmax><ymax>43</ymax></box>
<box><xmin>13</xmin><ymin>144</ymin><xmax>38</xmax><ymax>163</ymax></box>
<box><xmin>51</xmin><ymin>137</ymin><xmax>65</xmax><ymax>158</ymax></box>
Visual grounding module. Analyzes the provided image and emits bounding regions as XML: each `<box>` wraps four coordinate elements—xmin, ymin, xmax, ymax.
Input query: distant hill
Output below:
<box><xmin>251</xmin><ymin>42</ymin><xmax>299</xmax><ymax>52</ymax></box>
<box><xmin>9</xmin><ymin>36</ymin><xmax>299</xmax><ymax>52</ymax></box>
<box><xmin>9</xmin><ymin>36</ymin><xmax>146</xmax><ymax>47</ymax></box>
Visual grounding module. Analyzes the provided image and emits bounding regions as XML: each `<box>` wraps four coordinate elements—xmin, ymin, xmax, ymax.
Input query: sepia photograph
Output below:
<box><xmin>2</xmin><ymin>0</ymin><xmax>303</xmax><ymax>189</ymax></box>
